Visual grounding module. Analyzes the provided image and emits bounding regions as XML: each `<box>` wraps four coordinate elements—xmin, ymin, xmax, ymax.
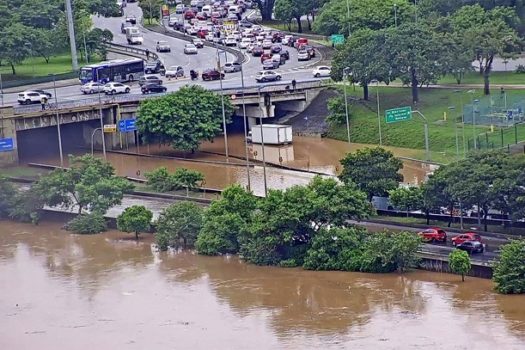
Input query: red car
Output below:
<box><xmin>196</xmin><ymin>29</ymin><xmax>208</xmax><ymax>39</ymax></box>
<box><xmin>452</xmin><ymin>232</ymin><xmax>483</xmax><ymax>246</ymax></box>
<box><xmin>417</xmin><ymin>228</ymin><xmax>447</xmax><ymax>243</ymax></box>
<box><xmin>184</xmin><ymin>10</ymin><xmax>195</xmax><ymax>20</ymax></box>
<box><xmin>196</xmin><ymin>12</ymin><xmax>207</xmax><ymax>20</ymax></box>
<box><xmin>260</xmin><ymin>52</ymin><xmax>272</xmax><ymax>63</ymax></box>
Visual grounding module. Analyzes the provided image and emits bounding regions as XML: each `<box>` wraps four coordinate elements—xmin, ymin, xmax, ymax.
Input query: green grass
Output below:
<box><xmin>259</xmin><ymin>19</ymin><xmax>316</xmax><ymax>35</ymax></box>
<box><xmin>0</xmin><ymin>166</ymin><xmax>49</xmax><ymax>180</ymax></box>
<box><xmin>0</xmin><ymin>53</ymin><xmax>96</xmax><ymax>81</ymax></box>
<box><xmin>438</xmin><ymin>71</ymin><xmax>525</xmax><ymax>85</ymax></box>
<box><xmin>327</xmin><ymin>85</ymin><xmax>525</xmax><ymax>164</ymax></box>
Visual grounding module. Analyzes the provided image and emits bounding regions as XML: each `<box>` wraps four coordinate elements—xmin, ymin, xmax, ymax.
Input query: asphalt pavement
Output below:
<box><xmin>3</xmin><ymin>3</ymin><xmax>325</xmax><ymax>107</ymax></box>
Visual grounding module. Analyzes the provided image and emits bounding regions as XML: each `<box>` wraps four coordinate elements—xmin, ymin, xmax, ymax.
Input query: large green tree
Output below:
<box><xmin>253</xmin><ymin>0</ymin><xmax>277</xmax><ymax>21</ymax></box>
<box><xmin>136</xmin><ymin>86</ymin><xmax>234</xmax><ymax>152</ymax></box>
<box><xmin>449</xmin><ymin>250</ymin><xmax>471</xmax><ymax>282</ymax></box>
<box><xmin>388</xmin><ymin>186</ymin><xmax>424</xmax><ymax>216</ymax></box>
<box><xmin>493</xmin><ymin>239</ymin><xmax>525</xmax><ymax>294</ymax></box>
<box><xmin>139</xmin><ymin>0</ymin><xmax>163</xmax><ymax>24</ymax></box>
<box><xmin>117</xmin><ymin>205</ymin><xmax>153</xmax><ymax>240</ymax></box>
<box><xmin>156</xmin><ymin>202</ymin><xmax>204</xmax><ymax>250</ymax></box>
<box><xmin>274</xmin><ymin>0</ymin><xmax>308</xmax><ymax>32</ymax></box>
<box><xmin>339</xmin><ymin>147</ymin><xmax>403</xmax><ymax>200</ymax></box>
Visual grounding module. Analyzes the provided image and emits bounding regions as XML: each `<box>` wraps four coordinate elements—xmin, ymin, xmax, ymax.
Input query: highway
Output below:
<box><xmin>3</xmin><ymin>3</ymin><xmax>325</xmax><ymax>108</ymax></box>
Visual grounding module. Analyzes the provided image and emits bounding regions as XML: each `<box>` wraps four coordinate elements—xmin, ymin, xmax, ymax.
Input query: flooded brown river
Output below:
<box><xmin>1</xmin><ymin>221</ymin><xmax>524</xmax><ymax>349</ymax></box>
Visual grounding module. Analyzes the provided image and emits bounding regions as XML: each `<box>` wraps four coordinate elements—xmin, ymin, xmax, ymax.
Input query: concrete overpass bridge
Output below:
<box><xmin>0</xmin><ymin>80</ymin><xmax>327</xmax><ymax>166</ymax></box>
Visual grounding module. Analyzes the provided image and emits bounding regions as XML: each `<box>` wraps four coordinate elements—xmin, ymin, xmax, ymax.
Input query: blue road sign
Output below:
<box><xmin>0</xmin><ymin>138</ymin><xmax>14</xmax><ymax>152</ymax></box>
<box><xmin>118</xmin><ymin>119</ymin><xmax>136</xmax><ymax>132</ymax></box>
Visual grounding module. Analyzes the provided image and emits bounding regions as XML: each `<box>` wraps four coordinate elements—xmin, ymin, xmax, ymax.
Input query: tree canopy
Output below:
<box><xmin>493</xmin><ymin>239</ymin><xmax>525</xmax><ymax>294</ymax></box>
<box><xmin>449</xmin><ymin>250</ymin><xmax>471</xmax><ymax>282</ymax></box>
<box><xmin>117</xmin><ymin>205</ymin><xmax>153</xmax><ymax>240</ymax></box>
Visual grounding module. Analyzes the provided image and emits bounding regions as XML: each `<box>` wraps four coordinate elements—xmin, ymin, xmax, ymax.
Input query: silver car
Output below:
<box><xmin>184</xmin><ymin>43</ymin><xmax>198</xmax><ymax>54</ymax></box>
<box><xmin>224</xmin><ymin>62</ymin><xmax>242</xmax><ymax>73</ymax></box>
<box><xmin>262</xmin><ymin>59</ymin><xmax>279</xmax><ymax>70</ymax></box>
<box><xmin>80</xmin><ymin>82</ymin><xmax>104</xmax><ymax>94</ymax></box>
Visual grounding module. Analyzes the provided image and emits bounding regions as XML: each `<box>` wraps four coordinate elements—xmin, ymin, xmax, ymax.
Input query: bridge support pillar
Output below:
<box><xmin>0</xmin><ymin>106</ymin><xmax>19</xmax><ymax>166</ymax></box>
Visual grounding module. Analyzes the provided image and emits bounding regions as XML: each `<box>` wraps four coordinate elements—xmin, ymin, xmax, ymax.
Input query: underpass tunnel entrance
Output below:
<box><xmin>16</xmin><ymin>120</ymin><xmax>101</xmax><ymax>164</ymax></box>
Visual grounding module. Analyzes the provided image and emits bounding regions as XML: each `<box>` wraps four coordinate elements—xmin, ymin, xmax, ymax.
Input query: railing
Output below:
<box><xmin>106</xmin><ymin>42</ymin><xmax>159</xmax><ymax>60</ymax></box>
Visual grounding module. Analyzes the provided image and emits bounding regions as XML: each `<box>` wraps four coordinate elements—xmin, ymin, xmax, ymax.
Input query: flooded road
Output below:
<box><xmin>26</xmin><ymin>134</ymin><xmax>435</xmax><ymax>196</ymax></box>
<box><xmin>1</xmin><ymin>221</ymin><xmax>524</xmax><ymax>349</ymax></box>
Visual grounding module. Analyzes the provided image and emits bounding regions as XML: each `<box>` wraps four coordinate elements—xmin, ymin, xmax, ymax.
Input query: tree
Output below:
<box><xmin>331</xmin><ymin>29</ymin><xmax>392</xmax><ymax>100</ymax></box>
<box><xmin>34</xmin><ymin>155</ymin><xmax>134</xmax><ymax>215</ymax></box>
<box><xmin>67</xmin><ymin>212</ymin><xmax>107</xmax><ymax>234</ymax></box>
<box><xmin>451</xmin><ymin>5</ymin><xmax>521</xmax><ymax>95</ymax></box>
<box><xmin>145</xmin><ymin>167</ymin><xmax>204</xmax><ymax>194</ymax></box>
<box><xmin>0</xmin><ymin>22</ymin><xmax>32</xmax><ymax>74</ymax></box>
<box><xmin>172</xmin><ymin>168</ymin><xmax>204</xmax><ymax>195</ymax></box>
<box><xmin>156</xmin><ymin>202</ymin><xmax>204</xmax><ymax>250</ymax></box>
<box><xmin>253</xmin><ymin>0</ymin><xmax>277</xmax><ymax>21</ymax></box>
<box><xmin>117</xmin><ymin>205</ymin><xmax>153</xmax><ymax>240</ymax></box>
<box><xmin>493</xmin><ymin>239</ymin><xmax>525</xmax><ymax>294</ymax></box>
<box><xmin>145</xmin><ymin>167</ymin><xmax>174</xmax><ymax>192</ymax></box>
<box><xmin>0</xmin><ymin>176</ymin><xmax>16</xmax><ymax>218</ymax></box>
<box><xmin>326</xmin><ymin>94</ymin><xmax>353</xmax><ymax>127</ymax></box>
<box><xmin>274</xmin><ymin>0</ymin><xmax>308</xmax><ymax>32</ymax></box>
<box><xmin>448</xmin><ymin>250</ymin><xmax>471</xmax><ymax>282</ymax></box>
<box><xmin>139</xmin><ymin>0</ymin><xmax>163</xmax><ymax>24</ymax></box>
<box><xmin>136</xmin><ymin>85</ymin><xmax>234</xmax><ymax>152</ymax></box>
<box><xmin>339</xmin><ymin>147</ymin><xmax>403</xmax><ymax>200</ymax></box>
<box><xmin>83</xmin><ymin>28</ymin><xmax>113</xmax><ymax>61</ymax></box>
<box><xmin>389</xmin><ymin>186</ymin><xmax>424</xmax><ymax>216</ymax></box>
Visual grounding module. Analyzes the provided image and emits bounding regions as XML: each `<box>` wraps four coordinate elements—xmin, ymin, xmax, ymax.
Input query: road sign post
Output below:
<box><xmin>103</xmin><ymin>124</ymin><xmax>117</xmax><ymax>133</ymax></box>
<box><xmin>330</xmin><ymin>34</ymin><xmax>345</xmax><ymax>45</ymax></box>
<box><xmin>118</xmin><ymin>119</ymin><xmax>136</xmax><ymax>133</ymax></box>
<box><xmin>385</xmin><ymin>106</ymin><xmax>412</xmax><ymax>123</ymax></box>
<box><xmin>0</xmin><ymin>137</ymin><xmax>14</xmax><ymax>152</ymax></box>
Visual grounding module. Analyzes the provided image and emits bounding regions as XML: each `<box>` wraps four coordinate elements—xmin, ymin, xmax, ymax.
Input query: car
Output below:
<box><xmin>260</xmin><ymin>52</ymin><xmax>272</xmax><ymax>63</ymax></box>
<box><xmin>155</xmin><ymin>41</ymin><xmax>171</xmax><ymax>52</ymax></box>
<box><xmin>144</xmin><ymin>60</ymin><xmax>165</xmax><ymax>74</ymax></box>
<box><xmin>246</xmin><ymin>43</ymin><xmax>256</xmax><ymax>53</ymax></box>
<box><xmin>262</xmin><ymin>40</ymin><xmax>272</xmax><ymax>49</ymax></box>
<box><xmin>272</xmin><ymin>32</ymin><xmax>284</xmax><ymax>43</ymax></box>
<box><xmin>417</xmin><ymin>228</ymin><xmax>447</xmax><ymax>243</ymax></box>
<box><xmin>202</xmin><ymin>69</ymin><xmax>224</xmax><ymax>81</ymax></box>
<box><xmin>168</xmin><ymin>15</ymin><xmax>180</xmax><ymax>27</ymax></box>
<box><xmin>196</xmin><ymin>12</ymin><xmax>207</xmax><ymax>20</ymax></box>
<box><xmin>121</xmin><ymin>21</ymin><xmax>133</xmax><ymax>34</ymax></box>
<box><xmin>227</xmin><ymin>13</ymin><xmax>239</xmax><ymax>21</ymax></box>
<box><xmin>224</xmin><ymin>62</ymin><xmax>241</xmax><ymax>73</ymax></box>
<box><xmin>272</xmin><ymin>54</ymin><xmax>285</xmax><ymax>65</ymax></box>
<box><xmin>262</xmin><ymin>59</ymin><xmax>279</xmax><ymax>70</ymax></box>
<box><xmin>270</xmin><ymin>44</ymin><xmax>282</xmax><ymax>53</ymax></box>
<box><xmin>192</xmin><ymin>38</ymin><xmax>204</xmax><ymax>48</ymax></box>
<box><xmin>164</xmin><ymin>65</ymin><xmax>185</xmax><ymax>78</ymax></box>
<box><xmin>141</xmin><ymin>83</ymin><xmax>167</xmax><ymax>94</ymax></box>
<box><xmin>282</xmin><ymin>35</ymin><xmax>293</xmax><ymax>46</ymax></box>
<box><xmin>239</xmin><ymin>19</ymin><xmax>253</xmax><ymax>28</ymax></box>
<box><xmin>80</xmin><ymin>82</ymin><xmax>104</xmax><ymax>94</ymax></box>
<box><xmin>31</xmin><ymin>89</ymin><xmax>52</xmax><ymax>98</ymax></box>
<box><xmin>452</xmin><ymin>232</ymin><xmax>483</xmax><ymax>246</ymax></box>
<box><xmin>297</xmin><ymin>49</ymin><xmax>310</xmax><ymax>61</ymax></box>
<box><xmin>225</xmin><ymin>37</ymin><xmax>237</xmax><ymax>46</ymax></box>
<box><xmin>239</xmin><ymin>37</ymin><xmax>252</xmax><ymax>49</ymax></box>
<box><xmin>294</xmin><ymin>37</ymin><xmax>308</xmax><ymax>49</ymax></box>
<box><xmin>104</xmin><ymin>82</ymin><xmax>130</xmax><ymax>95</ymax></box>
<box><xmin>185</xmin><ymin>26</ymin><xmax>197</xmax><ymax>35</ymax></box>
<box><xmin>312</xmin><ymin>66</ymin><xmax>332</xmax><ymax>78</ymax></box>
<box><xmin>196</xmin><ymin>29</ymin><xmax>209</xmax><ymax>39</ymax></box>
<box><xmin>456</xmin><ymin>240</ymin><xmax>485</xmax><ymax>254</ymax></box>
<box><xmin>184</xmin><ymin>10</ymin><xmax>195</xmax><ymax>20</ymax></box>
<box><xmin>17</xmin><ymin>91</ymin><xmax>49</xmax><ymax>105</ymax></box>
<box><xmin>184</xmin><ymin>43</ymin><xmax>198</xmax><ymax>54</ymax></box>
<box><xmin>252</xmin><ymin>46</ymin><xmax>264</xmax><ymax>56</ymax></box>
<box><xmin>280</xmin><ymin>50</ymin><xmax>290</xmax><ymax>60</ymax></box>
<box><xmin>125</xmin><ymin>15</ymin><xmax>137</xmax><ymax>24</ymax></box>
<box><xmin>138</xmin><ymin>75</ymin><xmax>163</xmax><ymax>86</ymax></box>
<box><xmin>255</xmin><ymin>70</ymin><xmax>281</xmax><ymax>83</ymax></box>
<box><xmin>301</xmin><ymin>44</ymin><xmax>316</xmax><ymax>58</ymax></box>
<box><xmin>175</xmin><ymin>4</ymin><xmax>184</xmax><ymax>13</ymax></box>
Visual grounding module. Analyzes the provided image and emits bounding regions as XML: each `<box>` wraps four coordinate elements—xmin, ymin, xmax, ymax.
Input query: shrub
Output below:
<box><xmin>196</xmin><ymin>212</ymin><xmax>244</xmax><ymax>255</ymax></box>
<box><xmin>145</xmin><ymin>167</ymin><xmax>174</xmax><ymax>192</ymax></box>
<box><xmin>516</xmin><ymin>64</ymin><xmax>525</xmax><ymax>74</ymax></box>
<box><xmin>449</xmin><ymin>250</ymin><xmax>471</xmax><ymax>282</ymax></box>
<box><xmin>493</xmin><ymin>240</ymin><xmax>525</xmax><ymax>294</ymax></box>
<box><xmin>66</xmin><ymin>213</ymin><xmax>107</xmax><ymax>234</ymax></box>
<box><xmin>117</xmin><ymin>205</ymin><xmax>153</xmax><ymax>240</ymax></box>
<box><xmin>156</xmin><ymin>202</ymin><xmax>204</xmax><ymax>250</ymax></box>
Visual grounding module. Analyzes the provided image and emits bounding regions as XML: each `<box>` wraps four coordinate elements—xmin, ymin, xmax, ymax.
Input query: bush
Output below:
<box><xmin>66</xmin><ymin>213</ymin><xmax>107</xmax><ymax>234</ymax></box>
<box><xmin>195</xmin><ymin>212</ymin><xmax>243</xmax><ymax>255</ymax></box>
<box><xmin>117</xmin><ymin>205</ymin><xmax>153</xmax><ymax>240</ymax></box>
<box><xmin>145</xmin><ymin>167</ymin><xmax>174</xmax><ymax>192</ymax></box>
<box><xmin>145</xmin><ymin>167</ymin><xmax>204</xmax><ymax>193</ymax></box>
<box><xmin>449</xmin><ymin>250</ymin><xmax>471</xmax><ymax>282</ymax></box>
<box><xmin>8</xmin><ymin>189</ymin><xmax>45</xmax><ymax>224</ymax></box>
<box><xmin>493</xmin><ymin>240</ymin><xmax>525</xmax><ymax>294</ymax></box>
<box><xmin>156</xmin><ymin>202</ymin><xmax>204</xmax><ymax>250</ymax></box>
<box><xmin>0</xmin><ymin>176</ymin><xmax>17</xmax><ymax>218</ymax></box>
<box><xmin>516</xmin><ymin>64</ymin><xmax>525</xmax><ymax>74</ymax></box>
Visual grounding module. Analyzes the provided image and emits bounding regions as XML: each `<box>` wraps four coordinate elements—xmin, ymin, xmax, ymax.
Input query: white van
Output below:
<box><xmin>202</xmin><ymin>5</ymin><xmax>212</xmax><ymax>16</ymax></box>
<box><xmin>125</xmin><ymin>27</ymin><xmax>143</xmax><ymax>45</ymax></box>
<box><xmin>228</xmin><ymin>5</ymin><xmax>240</xmax><ymax>15</ymax></box>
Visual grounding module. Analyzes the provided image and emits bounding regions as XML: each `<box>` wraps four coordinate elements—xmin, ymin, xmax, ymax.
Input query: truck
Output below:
<box><xmin>125</xmin><ymin>27</ymin><xmax>143</xmax><ymax>45</ymax></box>
<box><xmin>249</xmin><ymin>124</ymin><xmax>293</xmax><ymax>145</ymax></box>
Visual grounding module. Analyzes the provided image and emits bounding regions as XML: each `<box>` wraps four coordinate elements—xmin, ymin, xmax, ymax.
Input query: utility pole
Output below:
<box><xmin>343</xmin><ymin>67</ymin><xmax>351</xmax><ymax>145</ymax></box>
<box><xmin>65</xmin><ymin>0</ymin><xmax>79</xmax><ymax>71</ymax></box>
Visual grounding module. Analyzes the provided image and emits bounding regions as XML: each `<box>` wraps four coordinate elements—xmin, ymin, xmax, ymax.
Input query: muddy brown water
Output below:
<box><xmin>1</xmin><ymin>221</ymin><xmax>524</xmax><ymax>349</ymax></box>
<box><xmin>27</xmin><ymin>135</ymin><xmax>435</xmax><ymax>196</ymax></box>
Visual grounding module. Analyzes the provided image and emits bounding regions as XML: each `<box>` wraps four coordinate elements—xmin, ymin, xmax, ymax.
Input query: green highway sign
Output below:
<box><xmin>330</xmin><ymin>34</ymin><xmax>345</xmax><ymax>45</ymax></box>
<box><xmin>385</xmin><ymin>106</ymin><xmax>412</xmax><ymax>123</ymax></box>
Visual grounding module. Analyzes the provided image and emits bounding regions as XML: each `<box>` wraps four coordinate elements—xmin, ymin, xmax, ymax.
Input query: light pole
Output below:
<box><xmin>0</xmin><ymin>73</ymin><xmax>4</xmax><ymax>107</ymax></box>
<box><xmin>472</xmin><ymin>99</ymin><xmax>479</xmax><ymax>150</ymax></box>
<box><xmin>216</xmin><ymin>45</ymin><xmax>229</xmax><ymax>161</ymax></box>
<box><xmin>345</xmin><ymin>0</ymin><xmax>351</xmax><ymax>36</ymax></box>
<box><xmin>394</xmin><ymin>3</ymin><xmax>398</xmax><ymax>27</ymax></box>
<box><xmin>98</xmin><ymin>89</ymin><xmax>107</xmax><ymax>159</ymax></box>
<box><xmin>343</xmin><ymin>67</ymin><xmax>351</xmax><ymax>145</ymax></box>
<box><xmin>51</xmin><ymin>74</ymin><xmax>64</xmax><ymax>168</ymax></box>
<box><xmin>449</xmin><ymin>106</ymin><xmax>459</xmax><ymax>158</ymax></box>
<box><xmin>454</xmin><ymin>89</ymin><xmax>467</xmax><ymax>158</ymax></box>
<box><xmin>91</xmin><ymin>128</ymin><xmax>102</xmax><ymax>155</ymax></box>
<box><xmin>257</xmin><ymin>86</ymin><xmax>268</xmax><ymax>197</ymax></box>
<box><xmin>240</xmin><ymin>61</ymin><xmax>251</xmax><ymax>191</ymax></box>
<box><xmin>371</xmin><ymin>79</ymin><xmax>382</xmax><ymax>145</ymax></box>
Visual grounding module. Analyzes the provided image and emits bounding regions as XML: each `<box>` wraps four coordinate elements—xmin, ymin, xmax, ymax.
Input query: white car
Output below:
<box><xmin>225</xmin><ymin>36</ymin><xmax>237</xmax><ymax>46</ymax></box>
<box><xmin>80</xmin><ymin>82</ymin><xmax>104</xmax><ymax>94</ymax></box>
<box><xmin>262</xmin><ymin>40</ymin><xmax>272</xmax><ymax>49</ymax></box>
<box><xmin>312</xmin><ymin>66</ymin><xmax>332</xmax><ymax>78</ymax></box>
<box><xmin>255</xmin><ymin>70</ymin><xmax>282</xmax><ymax>83</ymax></box>
<box><xmin>297</xmin><ymin>50</ymin><xmax>310</xmax><ymax>61</ymax></box>
<box><xmin>185</xmin><ymin>26</ymin><xmax>197</xmax><ymax>35</ymax></box>
<box><xmin>239</xmin><ymin>37</ymin><xmax>252</xmax><ymax>49</ymax></box>
<box><xmin>17</xmin><ymin>90</ymin><xmax>49</xmax><ymax>105</ymax></box>
<box><xmin>165</xmin><ymin>65</ymin><xmax>184</xmax><ymax>78</ymax></box>
<box><xmin>246</xmin><ymin>43</ymin><xmax>256</xmax><ymax>53</ymax></box>
<box><xmin>184</xmin><ymin>43</ymin><xmax>198</xmax><ymax>54</ymax></box>
<box><xmin>104</xmin><ymin>82</ymin><xmax>130</xmax><ymax>95</ymax></box>
<box><xmin>282</xmin><ymin>35</ymin><xmax>293</xmax><ymax>45</ymax></box>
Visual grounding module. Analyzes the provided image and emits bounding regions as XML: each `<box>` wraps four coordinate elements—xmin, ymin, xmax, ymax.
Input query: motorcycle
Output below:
<box><xmin>190</xmin><ymin>70</ymin><xmax>199</xmax><ymax>81</ymax></box>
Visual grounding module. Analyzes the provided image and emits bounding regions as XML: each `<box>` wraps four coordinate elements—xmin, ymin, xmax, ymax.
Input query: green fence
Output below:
<box><xmin>466</xmin><ymin>122</ymin><xmax>525</xmax><ymax>152</ymax></box>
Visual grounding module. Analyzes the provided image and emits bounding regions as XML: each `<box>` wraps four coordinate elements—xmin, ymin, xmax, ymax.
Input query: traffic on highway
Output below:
<box><xmin>3</xmin><ymin>1</ymin><xmax>329</xmax><ymax>109</ymax></box>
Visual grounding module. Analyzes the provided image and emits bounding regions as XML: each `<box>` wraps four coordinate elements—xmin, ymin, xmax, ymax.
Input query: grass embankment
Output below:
<box><xmin>439</xmin><ymin>71</ymin><xmax>525</xmax><ymax>85</ymax></box>
<box><xmin>327</xmin><ymin>85</ymin><xmax>525</xmax><ymax>164</ymax></box>
<box><xmin>0</xmin><ymin>166</ymin><xmax>50</xmax><ymax>180</ymax></box>
<box><xmin>0</xmin><ymin>53</ymin><xmax>96</xmax><ymax>82</ymax></box>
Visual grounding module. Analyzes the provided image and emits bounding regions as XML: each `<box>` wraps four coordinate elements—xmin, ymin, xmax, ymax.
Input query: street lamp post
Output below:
<box><xmin>98</xmin><ymin>89</ymin><xmax>107</xmax><ymax>159</ymax></box>
<box><xmin>343</xmin><ymin>67</ymin><xmax>351</xmax><ymax>145</ymax></box>
<box><xmin>473</xmin><ymin>99</ymin><xmax>479</xmax><ymax>150</ymax></box>
<box><xmin>394</xmin><ymin>3</ymin><xmax>398</xmax><ymax>27</ymax></box>
<box><xmin>51</xmin><ymin>74</ymin><xmax>64</xmax><ymax>168</ymax></box>
<box><xmin>454</xmin><ymin>89</ymin><xmax>467</xmax><ymax>158</ymax></box>
<box><xmin>216</xmin><ymin>45</ymin><xmax>229</xmax><ymax>161</ymax></box>
<box><xmin>449</xmin><ymin>106</ymin><xmax>459</xmax><ymax>158</ymax></box>
<box><xmin>240</xmin><ymin>61</ymin><xmax>251</xmax><ymax>191</ymax></box>
<box><xmin>257</xmin><ymin>86</ymin><xmax>268</xmax><ymax>197</ymax></box>
<box><xmin>371</xmin><ymin>79</ymin><xmax>382</xmax><ymax>145</ymax></box>
<box><xmin>0</xmin><ymin>73</ymin><xmax>4</xmax><ymax>107</ymax></box>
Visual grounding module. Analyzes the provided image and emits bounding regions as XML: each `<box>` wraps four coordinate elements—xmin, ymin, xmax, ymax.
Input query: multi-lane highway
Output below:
<box><xmin>3</xmin><ymin>3</ymin><xmax>325</xmax><ymax>107</ymax></box>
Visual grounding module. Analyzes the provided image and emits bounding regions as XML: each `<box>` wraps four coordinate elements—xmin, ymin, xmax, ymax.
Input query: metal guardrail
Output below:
<box><xmin>12</xmin><ymin>79</ymin><xmax>328</xmax><ymax>115</ymax></box>
<box><xmin>106</xmin><ymin>42</ymin><xmax>159</xmax><ymax>61</ymax></box>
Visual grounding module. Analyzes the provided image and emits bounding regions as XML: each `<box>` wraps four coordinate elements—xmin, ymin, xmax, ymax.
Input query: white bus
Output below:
<box><xmin>79</xmin><ymin>58</ymin><xmax>145</xmax><ymax>84</ymax></box>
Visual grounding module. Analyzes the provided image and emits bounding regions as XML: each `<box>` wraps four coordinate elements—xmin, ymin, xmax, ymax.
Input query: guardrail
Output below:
<box><xmin>106</xmin><ymin>42</ymin><xmax>159</xmax><ymax>61</ymax></box>
<box><xmin>12</xmin><ymin>79</ymin><xmax>328</xmax><ymax>115</ymax></box>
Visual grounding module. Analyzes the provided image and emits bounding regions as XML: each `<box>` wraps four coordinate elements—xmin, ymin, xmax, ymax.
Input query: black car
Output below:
<box><xmin>252</xmin><ymin>46</ymin><xmax>264</xmax><ymax>57</ymax></box>
<box><xmin>281</xmin><ymin>50</ymin><xmax>290</xmax><ymax>60</ymax></box>
<box><xmin>144</xmin><ymin>60</ymin><xmax>165</xmax><ymax>74</ymax></box>
<box><xmin>456</xmin><ymin>241</ymin><xmax>485</xmax><ymax>254</ymax></box>
<box><xmin>125</xmin><ymin>15</ymin><xmax>137</xmax><ymax>24</ymax></box>
<box><xmin>141</xmin><ymin>83</ymin><xmax>167</xmax><ymax>94</ymax></box>
<box><xmin>202</xmin><ymin>69</ymin><xmax>224</xmax><ymax>81</ymax></box>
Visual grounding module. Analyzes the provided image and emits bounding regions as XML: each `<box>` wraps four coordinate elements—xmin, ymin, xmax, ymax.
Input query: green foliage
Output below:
<box><xmin>137</xmin><ymin>85</ymin><xmax>234</xmax><ymax>152</ymax></box>
<box><xmin>389</xmin><ymin>186</ymin><xmax>424</xmax><ymax>213</ymax></box>
<box><xmin>66</xmin><ymin>213</ymin><xmax>107</xmax><ymax>234</ymax></box>
<box><xmin>139</xmin><ymin>0</ymin><xmax>164</xmax><ymax>24</ymax></box>
<box><xmin>339</xmin><ymin>147</ymin><xmax>403</xmax><ymax>200</ymax></box>
<box><xmin>0</xmin><ymin>176</ymin><xmax>16</xmax><ymax>218</ymax></box>
<box><xmin>172</xmin><ymin>168</ymin><xmax>204</xmax><ymax>191</ymax></box>
<box><xmin>34</xmin><ymin>155</ymin><xmax>134</xmax><ymax>215</ymax></box>
<box><xmin>117</xmin><ymin>205</ymin><xmax>153</xmax><ymax>239</ymax></box>
<box><xmin>448</xmin><ymin>250</ymin><xmax>471</xmax><ymax>281</ymax></box>
<box><xmin>156</xmin><ymin>202</ymin><xmax>204</xmax><ymax>250</ymax></box>
<box><xmin>146</xmin><ymin>167</ymin><xmax>205</xmax><ymax>193</ymax></box>
<box><xmin>8</xmin><ymin>189</ymin><xmax>45</xmax><ymax>224</ymax></box>
<box><xmin>145</xmin><ymin>167</ymin><xmax>173</xmax><ymax>192</ymax></box>
<box><xmin>326</xmin><ymin>94</ymin><xmax>352</xmax><ymax>127</ymax></box>
<box><xmin>493</xmin><ymin>240</ymin><xmax>525</xmax><ymax>294</ymax></box>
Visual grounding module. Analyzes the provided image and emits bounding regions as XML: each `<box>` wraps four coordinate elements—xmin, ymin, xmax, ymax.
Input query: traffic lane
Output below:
<box><xmin>420</xmin><ymin>243</ymin><xmax>497</xmax><ymax>264</ymax></box>
<box><xmin>352</xmin><ymin>220</ymin><xmax>509</xmax><ymax>252</ymax></box>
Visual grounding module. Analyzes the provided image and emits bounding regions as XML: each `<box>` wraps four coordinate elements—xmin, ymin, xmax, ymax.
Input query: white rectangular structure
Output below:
<box><xmin>250</xmin><ymin>124</ymin><xmax>293</xmax><ymax>145</ymax></box>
